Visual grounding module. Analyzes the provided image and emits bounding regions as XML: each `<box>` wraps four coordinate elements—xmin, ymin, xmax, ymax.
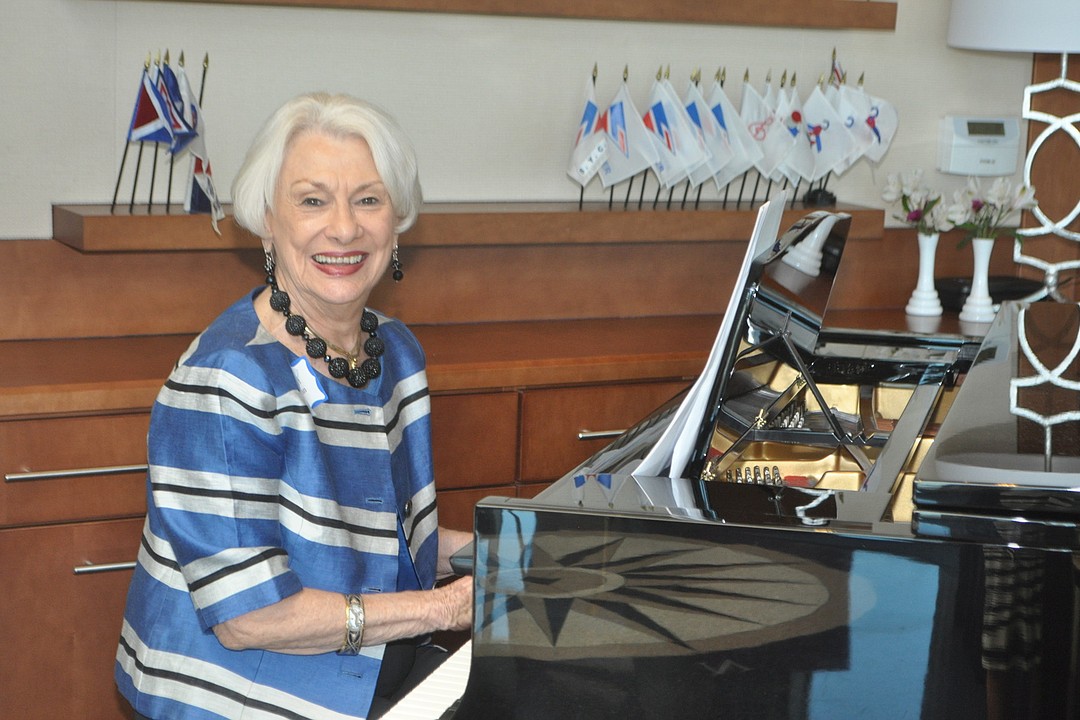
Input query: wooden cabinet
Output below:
<box><xmin>0</xmin><ymin>413</ymin><xmax>149</xmax><ymax>527</ymax></box>
<box><xmin>0</xmin><ymin>517</ymin><xmax>144</xmax><ymax>719</ymax></box>
<box><xmin>430</xmin><ymin>391</ymin><xmax>519</xmax><ymax>532</ymax></box>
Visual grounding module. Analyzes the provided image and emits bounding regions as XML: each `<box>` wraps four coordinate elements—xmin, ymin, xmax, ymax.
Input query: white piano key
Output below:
<box><xmin>379</xmin><ymin>640</ymin><xmax>472</xmax><ymax>720</ymax></box>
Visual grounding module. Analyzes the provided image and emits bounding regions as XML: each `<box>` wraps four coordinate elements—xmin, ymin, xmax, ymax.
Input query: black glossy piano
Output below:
<box><xmin>392</xmin><ymin>198</ymin><xmax>1080</xmax><ymax>720</ymax></box>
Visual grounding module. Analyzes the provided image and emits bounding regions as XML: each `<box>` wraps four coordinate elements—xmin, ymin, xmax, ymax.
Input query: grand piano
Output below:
<box><xmin>391</xmin><ymin>197</ymin><xmax>1080</xmax><ymax>720</ymax></box>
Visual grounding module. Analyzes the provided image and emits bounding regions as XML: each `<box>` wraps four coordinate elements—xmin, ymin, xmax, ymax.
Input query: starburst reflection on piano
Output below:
<box><xmin>474</xmin><ymin>525</ymin><xmax>846</xmax><ymax>660</ymax></box>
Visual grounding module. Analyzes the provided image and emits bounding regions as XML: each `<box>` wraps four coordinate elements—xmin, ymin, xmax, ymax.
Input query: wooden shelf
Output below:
<box><xmin>53</xmin><ymin>204</ymin><xmax>256</xmax><ymax>252</ymax></box>
<box><xmin>182</xmin><ymin>0</ymin><xmax>897</xmax><ymax>30</ymax></box>
<box><xmin>0</xmin><ymin>316</ymin><xmax>716</xmax><ymax>418</ymax></box>
<box><xmin>53</xmin><ymin>202</ymin><xmax>884</xmax><ymax>253</ymax></box>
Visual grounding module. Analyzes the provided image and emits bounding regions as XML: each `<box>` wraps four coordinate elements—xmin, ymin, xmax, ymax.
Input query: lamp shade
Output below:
<box><xmin>948</xmin><ymin>0</ymin><xmax>1080</xmax><ymax>54</ymax></box>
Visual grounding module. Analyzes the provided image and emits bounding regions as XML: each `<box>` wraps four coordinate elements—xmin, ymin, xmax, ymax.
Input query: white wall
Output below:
<box><xmin>0</xmin><ymin>0</ymin><xmax>1031</xmax><ymax>239</ymax></box>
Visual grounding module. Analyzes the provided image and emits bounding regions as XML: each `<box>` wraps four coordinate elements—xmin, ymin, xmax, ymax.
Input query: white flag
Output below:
<box><xmin>642</xmin><ymin>78</ymin><xmax>708</xmax><ymax>188</ymax></box>
<box><xmin>775</xmin><ymin>85</ymin><xmax>815</xmax><ymax>184</ymax></box>
<box><xmin>834</xmin><ymin>84</ymin><xmax>875</xmax><ymax>174</ymax></box>
<box><xmin>860</xmin><ymin>89</ymin><xmax>899</xmax><ymax>163</ymax></box>
<box><xmin>802</xmin><ymin>85</ymin><xmax>856</xmax><ymax>182</ymax></box>
<box><xmin>567</xmin><ymin>76</ymin><xmax>607</xmax><ymax>187</ymax></box>
<box><xmin>683</xmin><ymin>80</ymin><xmax>733</xmax><ymax>188</ymax></box>
<box><xmin>706</xmin><ymin>80</ymin><xmax>761</xmax><ymax>192</ymax></box>
<box><xmin>740</xmin><ymin>80</ymin><xmax>794</xmax><ymax>179</ymax></box>
<box><xmin>597</xmin><ymin>82</ymin><xmax>660</xmax><ymax>188</ymax></box>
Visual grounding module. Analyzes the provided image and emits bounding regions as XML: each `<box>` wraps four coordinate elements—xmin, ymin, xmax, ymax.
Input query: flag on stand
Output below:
<box><xmin>567</xmin><ymin>74</ymin><xmax>607</xmax><ymax>187</ymax></box>
<box><xmin>775</xmin><ymin>80</ymin><xmax>814</xmax><ymax>184</ymax></box>
<box><xmin>597</xmin><ymin>82</ymin><xmax>660</xmax><ymax>188</ymax></box>
<box><xmin>155</xmin><ymin>62</ymin><xmax>197</xmax><ymax>154</ymax></box>
<box><xmin>660</xmin><ymin>75</ymin><xmax>711</xmax><ymax>183</ymax></box>
<box><xmin>801</xmin><ymin>83</ymin><xmax>856</xmax><ymax>182</ymax></box>
<box><xmin>740</xmin><ymin>78</ymin><xmax>793</xmax><ymax>179</ymax></box>
<box><xmin>175</xmin><ymin>62</ymin><xmax>225</xmax><ymax>231</ymax></box>
<box><xmin>127</xmin><ymin>67</ymin><xmax>176</xmax><ymax>145</ymax></box>
<box><xmin>683</xmin><ymin>79</ymin><xmax>734</xmax><ymax>188</ymax></box>
<box><xmin>642</xmin><ymin>77</ymin><xmax>707</xmax><ymax>188</ymax></box>
<box><xmin>706</xmin><ymin>76</ymin><xmax>761</xmax><ymax>192</ymax></box>
<box><xmin>859</xmin><ymin>88</ymin><xmax>899</xmax><ymax>163</ymax></box>
<box><xmin>834</xmin><ymin>84</ymin><xmax>876</xmax><ymax>174</ymax></box>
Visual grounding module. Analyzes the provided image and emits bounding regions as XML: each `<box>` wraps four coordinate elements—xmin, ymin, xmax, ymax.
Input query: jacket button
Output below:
<box><xmin>403</xmin><ymin>500</ymin><xmax>412</xmax><ymax>518</ymax></box>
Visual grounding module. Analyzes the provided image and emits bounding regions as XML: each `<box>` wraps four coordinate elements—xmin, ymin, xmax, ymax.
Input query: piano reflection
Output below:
<box><xmin>390</xmin><ymin>195</ymin><xmax>1080</xmax><ymax>720</ymax></box>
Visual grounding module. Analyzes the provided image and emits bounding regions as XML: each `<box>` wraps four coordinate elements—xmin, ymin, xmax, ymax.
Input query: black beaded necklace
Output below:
<box><xmin>265</xmin><ymin>260</ymin><xmax>385</xmax><ymax>389</ymax></box>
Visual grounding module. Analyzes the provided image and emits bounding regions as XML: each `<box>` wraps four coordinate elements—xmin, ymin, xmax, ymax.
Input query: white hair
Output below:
<box><xmin>231</xmin><ymin>92</ymin><xmax>423</xmax><ymax>237</ymax></box>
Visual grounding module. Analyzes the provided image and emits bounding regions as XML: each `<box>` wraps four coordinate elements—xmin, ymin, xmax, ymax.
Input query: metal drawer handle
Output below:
<box><xmin>73</xmin><ymin>561</ymin><xmax>137</xmax><ymax>575</ymax></box>
<box><xmin>577</xmin><ymin>429</ymin><xmax>626</xmax><ymax>441</ymax></box>
<box><xmin>5</xmin><ymin>464</ymin><xmax>148</xmax><ymax>483</ymax></box>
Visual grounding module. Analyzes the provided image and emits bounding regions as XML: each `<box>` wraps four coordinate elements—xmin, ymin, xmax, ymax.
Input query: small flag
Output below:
<box><xmin>801</xmin><ymin>84</ymin><xmax>856</xmax><ymax>182</ymax></box>
<box><xmin>740</xmin><ymin>79</ymin><xmax>793</xmax><ymax>179</ymax></box>
<box><xmin>775</xmin><ymin>82</ymin><xmax>814</xmax><ymax>183</ymax></box>
<box><xmin>683</xmin><ymin>79</ymin><xmax>733</xmax><ymax>188</ymax></box>
<box><xmin>597</xmin><ymin>82</ymin><xmax>660</xmax><ymax>188</ymax></box>
<box><xmin>706</xmin><ymin>77</ymin><xmax>761</xmax><ymax>191</ymax></box>
<box><xmin>175</xmin><ymin>62</ymin><xmax>225</xmax><ymax>231</ymax></box>
<box><xmin>127</xmin><ymin>68</ymin><xmax>175</xmax><ymax>145</ymax></box>
<box><xmin>859</xmin><ymin>89</ymin><xmax>899</xmax><ymax>163</ymax></box>
<box><xmin>155</xmin><ymin>62</ymin><xmax>197</xmax><ymax>154</ymax></box>
<box><xmin>642</xmin><ymin>77</ymin><xmax>709</xmax><ymax>188</ymax></box>
<box><xmin>567</xmin><ymin>73</ymin><xmax>607</xmax><ymax>187</ymax></box>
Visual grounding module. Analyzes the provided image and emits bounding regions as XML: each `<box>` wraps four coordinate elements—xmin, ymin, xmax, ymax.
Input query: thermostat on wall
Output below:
<box><xmin>938</xmin><ymin>116</ymin><xmax>1020</xmax><ymax>176</ymax></box>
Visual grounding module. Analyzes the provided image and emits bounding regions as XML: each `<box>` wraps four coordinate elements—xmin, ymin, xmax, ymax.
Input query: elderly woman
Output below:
<box><xmin>115</xmin><ymin>92</ymin><xmax>473</xmax><ymax>719</ymax></box>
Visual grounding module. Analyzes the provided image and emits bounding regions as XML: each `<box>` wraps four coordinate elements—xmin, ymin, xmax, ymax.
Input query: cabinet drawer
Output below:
<box><xmin>436</xmin><ymin>485</ymin><xmax>516</xmax><ymax>532</ymax></box>
<box><xmin>430</xmin><ymin>392</ymin><xmax>518</xmax><ymax>491</ymax></box>
<box><xmin>0</xmin><ymin>517</ymin><xmax>144</xmax><ymax>719</ymax></box>
<box><xmin>519</xmin><ymin>380</ymin><xmax>688</xmax><ymax>482</ymax></box>
<box><xmin>0</xmin><ymin>413</ymin><xmax>149</xmax><ymax>527</ymax></box>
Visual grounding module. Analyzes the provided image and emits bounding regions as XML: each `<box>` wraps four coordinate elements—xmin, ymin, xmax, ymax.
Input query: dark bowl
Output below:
<box><xmin>934</xmin><ymin>275</ymin><xmax>1045</xmax><ymax>312</ymax></box>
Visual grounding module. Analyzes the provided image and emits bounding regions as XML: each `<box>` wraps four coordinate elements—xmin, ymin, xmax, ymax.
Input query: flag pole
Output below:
<box><xmin>585</xmin><ymin>62</ymin><xmax>597</xmax><ymax>211</ymax></box>
<box><xmin>147</xmin><ymin>53</ymin><xmax>163</xmax><ymax>214</ymax></box>
<box><xmin>111</xmin><ymin>140</ymin><xmax>131</xmax><ymax>215</ymax></box>
<box><xmin>125</xmin><ymin>55</ymin><xmax>154</xmax><ymax>214</ymax></box>
<box><xmin>623</xmin><ymin>175</ymin><xmax>634</xmax><ymax>209</ymax></box>
<box><xmin>130</xmin><ymin>142</ymin><xmax>145</xmax><ymax>214</ymax></box>
<box><xmin>166</xmin><ymin>50</ymin><xmax>179</xmax><ymax>214</ymax></box>
<box><xmin>637</xmin><ymin>170</ymin><xmax>647</xmax><ymax>210</ymax></box>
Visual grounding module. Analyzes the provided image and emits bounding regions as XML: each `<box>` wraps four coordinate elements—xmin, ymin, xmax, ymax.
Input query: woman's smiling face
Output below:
<box><xmin>264</xmin><ymin>130</ymin><xmax>397</xmax><ymax>321</ymax></box>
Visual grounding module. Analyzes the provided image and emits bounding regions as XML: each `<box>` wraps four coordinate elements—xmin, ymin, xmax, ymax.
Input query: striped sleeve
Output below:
<box><xmin>148</xmin><ymin>348</ymin><xmax>304</xmax><ymax>629</ymax></box>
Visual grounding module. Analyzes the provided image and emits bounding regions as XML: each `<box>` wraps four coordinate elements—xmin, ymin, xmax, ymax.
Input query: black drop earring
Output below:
<box><xmin>263</xmin><ymin>250</ymin><xmax>275</xmax><ymax>278</ymax></box>
<box><xmin>391</xmin><ymin>246</ymin><xmax>404</xmax><ymax>282</ymax></box>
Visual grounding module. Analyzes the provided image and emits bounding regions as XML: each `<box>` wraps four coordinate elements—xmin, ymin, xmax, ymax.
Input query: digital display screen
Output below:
<box><xmin>966</xmin><ymin>121</ymin><xmax>1006</xmax><ymax>136</ymax></box>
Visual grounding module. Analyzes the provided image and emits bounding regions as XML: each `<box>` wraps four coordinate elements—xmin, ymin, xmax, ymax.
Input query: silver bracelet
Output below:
<box><xmin>337</xmin><ymin>593</ymin><xmax>365</xmax><ymax>655</ymax></box>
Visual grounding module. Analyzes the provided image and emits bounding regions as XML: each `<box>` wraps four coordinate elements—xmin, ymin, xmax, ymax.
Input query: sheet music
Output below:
<box><xmin>379</xmin><ymin>640</ymin><xmax>472</xmax><ymax>720</ymax></box>
<box><xmin>633</xmin><ymin>192</ymin><xmax>790</xmax><ymax>482</ymax></box>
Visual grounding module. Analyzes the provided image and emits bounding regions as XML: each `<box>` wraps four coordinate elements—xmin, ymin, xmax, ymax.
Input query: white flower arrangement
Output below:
<box><xmin>946</xmin><ymin>176</ymin><xmax>1037</xmax><ymax>244</ymax></box>
<box><xmin>882</xmin><ymin>170</ymin><xmax>952</xmax><ymax>235</ymax></box>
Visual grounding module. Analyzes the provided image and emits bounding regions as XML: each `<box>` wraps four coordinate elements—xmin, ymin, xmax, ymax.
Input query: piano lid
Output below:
<box><xmin>548</xmin><ymin>198</ymin><xmax>966</xmax><ymax>519</ymax></box>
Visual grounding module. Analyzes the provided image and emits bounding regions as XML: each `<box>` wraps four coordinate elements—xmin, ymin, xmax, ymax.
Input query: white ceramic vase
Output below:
<box><xmin>904</xmin><ymin>231</ymin><xmax>943</xmax><ymax>317</ymax></box>
<box><xmin>958</xmin><ymin>237</ymin><xmax>996</xmax><ymax>324</ymax></box>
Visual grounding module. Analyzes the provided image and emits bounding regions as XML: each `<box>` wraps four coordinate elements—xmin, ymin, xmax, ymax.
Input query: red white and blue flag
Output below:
<box><xmin>175</xmin><ymin>62</ymin><xmax>225</xmax><ymax>230</ymax></box>
<box><xmin>127</xmin><ymin>68</ymin><xmax>176</xmax><ymax>145</ymax></box>
<box><xmin>154</xmin><ymin>63</ymin><xmax>197</xmax><ymax>154</ymax></box>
